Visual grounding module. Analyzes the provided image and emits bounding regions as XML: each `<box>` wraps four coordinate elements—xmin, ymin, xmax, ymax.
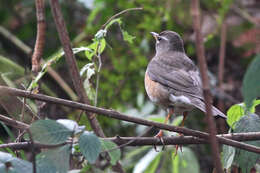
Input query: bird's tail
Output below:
<box><xmin>192</xmin><ymin>99</ymin><xmax>227</xmax><ymax>119</ymax></box>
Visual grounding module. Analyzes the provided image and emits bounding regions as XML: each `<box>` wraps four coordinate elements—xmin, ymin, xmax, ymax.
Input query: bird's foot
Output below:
<box><xmin>174</xmin><ymin>133</ymin><xmax>184</xmax><ymax>156</ymax></box>
<box><xmin>153</xmin><ymin>130</ymin><xmax>165</xmax><ymax>151</ymax></box>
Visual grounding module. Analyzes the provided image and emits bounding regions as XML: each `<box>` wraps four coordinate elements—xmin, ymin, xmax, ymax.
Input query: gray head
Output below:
<box><xmin>150</xmin><ymin>31</ymin><xmax>185</xmax><ymax>54</ymax></box>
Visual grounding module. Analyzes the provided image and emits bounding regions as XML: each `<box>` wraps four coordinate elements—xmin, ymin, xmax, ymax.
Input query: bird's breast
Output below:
<box><xmin>144</xmin><ymin>71</ymin><xmax>169</xmax><ymax>107</ymax></box>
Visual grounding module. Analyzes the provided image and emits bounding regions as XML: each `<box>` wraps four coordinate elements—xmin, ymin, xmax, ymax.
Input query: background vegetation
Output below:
<box><xmin>0</xmin><ymin>0</ymin><xmax>259</xmax><ymax>172</ymax></box>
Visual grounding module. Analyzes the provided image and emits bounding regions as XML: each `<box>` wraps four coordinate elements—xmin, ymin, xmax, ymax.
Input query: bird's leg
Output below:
<box><xmin>180</xmin><ymin>111</ymin><xmax>188</xmax><ymax>128</ymax></box>
<box><xmin>174</xmin><ymin>111</ymin><xmax>188</xmax><ymax>155</ymax></box>
<box><xmin>154</xmin><ymin>109</ymin><xmax>174</xmax><ymax>151</ymax></box>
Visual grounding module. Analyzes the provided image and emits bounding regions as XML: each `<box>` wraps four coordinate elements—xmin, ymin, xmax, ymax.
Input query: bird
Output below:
<box><xmin>144</xmin><ymin>30</ymin><xmax>226</xmax><ymax>147</ymax></box>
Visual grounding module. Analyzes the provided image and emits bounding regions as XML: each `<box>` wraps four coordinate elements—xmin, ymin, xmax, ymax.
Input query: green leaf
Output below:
<box><xmin>121</xmin><ymin>29</ymin><xmax>135</xmax><ymax>44</ymax></box>
<box><xmin>222</xmin><ymin>144</ymin><xmax>235</xmax><ymax>169</ymax></box>
<box><xmin>100</xmin><ymin>139</ymin><xmax>121</xmax><ymax>165</ymax></box>
<box><xmin>85</xmin><ymin>39</ymin><xmax>106</xmax><ymax>60</ymax></box>
<box><xmin>250</xmin><ymin>99</ymin><xmax>260</xmax><ymax>113</ymax></box>
<box><xmin>27</xmin><ymin>47</ymin><xmax>90</xmax><ymax>91</ymax></box>
<box><xmin>0</xmin><ymin>151</ymin><xmax>32</xmax><ymax>173</ymax></box>
<box><xmin>147</xmin><ymin>116</ymin><xmax>165</xmax><ymax>123</ymax></box>
<box><xmin>242</xmin><ymin>54</ymin><xmax>260</xmax><ymax>110</ymax></box>
<box><xmin>226</xmin><ymin>103</ymin><xmax>246</xmax><ymax>129</ymax></box>
<box><xmin>172</xmin><ymin>147</ymin><xmax>200</xmax><ymax>173</ymax></box>
<box><xmin>30</xmin><ymin>120</ymin><xmax>73</xmax><ymax>145</ymax></box>
<box><xmin>172</xmin><ymin>116</ymin><xmax>185</xmax><ymax>126</ymax></box>
<box><xmin>144</xmin><ymin>152</ymin><xmax>162</xmax><ymax>173</ymax></box>
<box><xmin>104</xmin><ymin>18</ymin><xmax>122</xmax><ymax>30</ymax></box>
<box><xmin>79</xmin><ymin>131</ymin><xmax>101</xmax><ymax>164</ymax></box>
<box><xmin>98</xmin><ymin>38</ymin><xmax>106</xmax><ymax>55</ymax></box>
<box><xmin>36</xmin><ymin>145</ymin><xmax>71</xmax><ymax>173</ymax></box>
<box><xmin>233</xmin><ymin>114</ymin><xmax>260</xmax><ymax>173</ymax></box>
<box><xmin>133</xmin><ymin>149</ymin><xmax>161</xmax><ymax>173</ymax></box>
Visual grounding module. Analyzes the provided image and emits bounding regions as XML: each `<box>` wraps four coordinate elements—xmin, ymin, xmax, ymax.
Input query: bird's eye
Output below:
<box><xmin>157</xmin><ymin>37</ymin><xmax>162</xmax><ymax>41</ymax></box>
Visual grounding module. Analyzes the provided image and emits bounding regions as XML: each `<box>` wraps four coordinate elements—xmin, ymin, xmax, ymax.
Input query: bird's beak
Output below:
<box><xmin>150</xmin><ymin>32</ymin><xmax>159</xmax><ymax>41</ymax></box>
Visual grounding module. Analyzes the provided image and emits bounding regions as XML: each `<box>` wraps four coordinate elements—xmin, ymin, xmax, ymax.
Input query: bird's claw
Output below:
<box><xmin>174</xmin><ymin>133</ymin><xmax>184</xmax><ymax>156</ymax></box>
<box><xmin>153</xmin><ymin>130</ymin><xmax>165</xmax><ymax>151</ymax></box>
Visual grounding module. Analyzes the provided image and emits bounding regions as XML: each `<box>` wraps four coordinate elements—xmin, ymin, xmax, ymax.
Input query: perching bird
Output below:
<box><xmin>145</xmin><ymin>31</ymin><xmax>226</xmax><ymax>139</ymax></box>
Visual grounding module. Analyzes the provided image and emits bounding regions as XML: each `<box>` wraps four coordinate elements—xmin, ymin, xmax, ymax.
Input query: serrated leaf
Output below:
<box><xmin>37</xmin><ymin>145</ymin><xmax>70</xmax><ymax>173</ymax></box>
<box><xmin>172</xmin><ymin>147</ymin><xmax>200</xmax><ymax>173</ymax></box>
<box><xmin>226</xmin><ymin>103</ymin><xmax>246</xmax><ymax>129</ymax></box>
<box><xmin>222</xmin><ymin>144</ymin><xmax>235</xmax><ymax>169</ymax></box>
<box><xmin>100</xmin><ymin>139</ymin><xmax>121</xmax><ymax>165</ymax></box>
<box><xmin>30</xmin><ymin>120</ymin><xmax>73</xmax><ymax>145</ymax></box>
<box><xmin>242</xmin><ymin>54</ymin><xmax>260</xmax><ymax>110</ymax></box>
<box><xmin>0</xmin><ymin>151</ymin><xmax>32</xmax><ymax>173</ymax></box>
<box><xmin>233</xmin><ymin>114</ymin><xmax>260</xmax><ymax>173</ymax></box>
<box><xmin>79</xmin><ymin>131</ymin><xmax>101</xmax><ymax>164</ymax></box>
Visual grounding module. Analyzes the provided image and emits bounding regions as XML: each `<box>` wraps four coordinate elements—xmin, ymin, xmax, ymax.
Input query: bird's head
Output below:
<box><xmin>150</xmin><ymin>31</ymin><xmax>185</xmax><ymax>54</ymax></box>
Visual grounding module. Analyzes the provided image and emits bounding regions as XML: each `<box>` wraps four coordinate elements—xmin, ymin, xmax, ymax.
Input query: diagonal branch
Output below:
<box><xmin>1</xmin><ymin>86</ymin><xmax>260</xmax><ymax>154</ymax></box>
<box><xmin>48</xmin><ymin>1</ymin><xmax>124</xmax><ymax>172</ymax></box>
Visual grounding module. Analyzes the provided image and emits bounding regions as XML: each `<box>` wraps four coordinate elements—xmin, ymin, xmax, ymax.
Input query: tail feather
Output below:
<box><xmin>192</xmin><ymin>99</ymin><xmax>226</xmax><ymax>118</ymax></box>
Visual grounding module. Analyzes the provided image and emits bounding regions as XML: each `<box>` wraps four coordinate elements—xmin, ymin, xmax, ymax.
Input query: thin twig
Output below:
<box><xmin>191</xmin><ymin>1</ymin><xmax>223</xmax><ymax>171</ymax></box>
<box><xmin>94</xmin><ymin>42</ymin><xmax>102</xmax><ymax>106</ymax></box>
<box><xmin>0</xmin><ymin>114</ymin><xmax>29</xmax><ymax>129</ymax></box>
<box><xmin>231</xmin><ymin>5</ymin><xmax>259</xmax><ymax>26</ymax></box>
<box><xmin>1</xmin><ymin>86</ymin><xmax>260</xmax><ymax>154</ymax></box>
<box><xmin>217</xmin><ymin>21</ymin><xmax>227</xmax><ymax>133</ymax></box>
<box><xmin>101</xmin><ymin>7</ymin><xmax>143</xmax><ymax>29</ymax></box>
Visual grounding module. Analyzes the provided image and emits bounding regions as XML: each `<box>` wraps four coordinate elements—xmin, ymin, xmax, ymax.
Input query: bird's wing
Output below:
<box><xmin>147</xmin><ymin>53</ymin><xmax>204</xmax><ymax>100</ymax></box>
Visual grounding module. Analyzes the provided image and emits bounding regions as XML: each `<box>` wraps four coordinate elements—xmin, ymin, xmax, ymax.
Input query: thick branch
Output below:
<box><xmin>49</xmin><ymin>1</ymin><xmax>124</xmax><ymax>172</ymax></box>
<box><xmin>49</xmin><ymin>0</ymin><xmax>105</xmax><ymax>138</ymax></box>
<box><xmin>1</xmin><ymin>86</ymin><xmax>260</xmax><ymax>154</ymax></box>
<box><xmin>191</xmin><ymin>0</ymin><xmax>223</xmax><ymax>172</ymax></box>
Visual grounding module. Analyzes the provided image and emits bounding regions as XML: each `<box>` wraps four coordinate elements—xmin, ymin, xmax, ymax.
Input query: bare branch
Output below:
<box><xmin>0</xmin><ymin>114</ymin><xmax>29</xmax><ymax>130</ymax></box>
<box><xmin>191</xmin><ymin>0</ymin><xmax>223</xmax><ymax>172</ymax></box>
<box><xmin>1</xmin><ymin>86</ymin><xmax>260</xmax><ymax>154</ymax></box>
<box><xmin>1</xmin><ymin>134</ymin><xmax>260</xmax><ymax>153</ymax></box>
<box><xmin>32</xmin><ymin>0</ymin><xmax>46</xmax><ymax>74</ymax></box>
<box><xmin>49</xmin><ymin>1</ymin><xmax>124</xmax><ymax>171</ymax></box>
<box><xmin>101</xmin><ymin>8</ymin><xmax>143</xmax><ymax>29</ymax></box>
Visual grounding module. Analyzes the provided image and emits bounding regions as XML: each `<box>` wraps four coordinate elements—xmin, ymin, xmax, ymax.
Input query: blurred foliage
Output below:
<box><xmin>0</xmin><ymin>0</ymin><xmax>259</xmax><ymax>172</ymax></box>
